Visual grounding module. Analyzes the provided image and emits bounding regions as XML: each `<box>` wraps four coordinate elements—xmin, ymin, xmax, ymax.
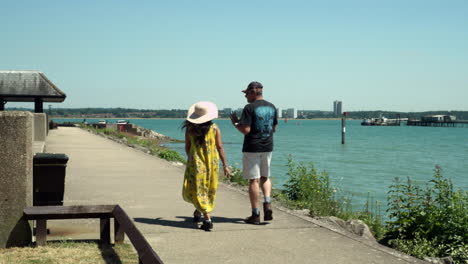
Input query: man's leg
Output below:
<box><xmin>260</xmin><ymin>176</ymin><xmax>271</xmax><ymax>198</ymax></box>
<box><xmin>261</xmin><ymin>176</ymin><xmax>273</xmax><ymax>221</ymax></box>
<box><xmin>260</xmin><ymin>152</ymin><xmax>273</xmax><ymax>221</ymax></box>
<box><xmin>243</xmin><ymin>153</ymin><xmax>261</xmax><ymax>224</ymax></box>
<box><xmin>249</xmin><ymin>179</ymin><xmax>260</xmax><ymax>210</ymax></box>
<box><xmin>245</xmin><ymin>178</ymin><xmax>261</xmax><ymax>224</ymax></box>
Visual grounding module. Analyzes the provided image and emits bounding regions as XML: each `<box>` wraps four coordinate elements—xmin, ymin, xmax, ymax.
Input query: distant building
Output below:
<box><xmin>297</xmin><ymin>111</ymin><xmax>305</xmax><ymax>119</ymax></box>
<box><xmin>297</xmin><ymin>110</ymin><xmax>322</xmax><ymax>119</ymax></box>
<box><xmin>277</xmin><ymin>108</ymin><xmax>282</xmax><ymax>118</ymax></box>
<box><xmin>285</xmin><ymin>108</ymin><xmax>297</xmax><ymax>119</ymax></box>
<box><xmin>333</xmin><ymin>101</ymin><xmax>342</xmax><ymax>116</ymax></box>
<box><xmin>421</xmin><ymin>115</ymin><xmax>456</xmax><ymax>122</ymax></box>
<box><xmin>218</xmin><ymin>108</ymin><xmax>232</xmax><ymax>118</ymax></box>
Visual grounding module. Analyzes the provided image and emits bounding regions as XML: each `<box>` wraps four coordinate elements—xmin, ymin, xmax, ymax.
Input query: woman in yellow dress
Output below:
<box><xmin>182</xmin><ymin>101</ymin><xmax>230</xmax><ymax>231</ymax></box>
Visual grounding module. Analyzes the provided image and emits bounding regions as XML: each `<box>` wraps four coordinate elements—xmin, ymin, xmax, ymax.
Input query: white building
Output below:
<box><xmin>277</xmin><ymin>108</ymin><xmax>282</xmax><ymax>118</ymax></box>
<box><xmin>421</xmin><ymin>115</ymin><xmax>456</xmax><ymax>122</ymax></box>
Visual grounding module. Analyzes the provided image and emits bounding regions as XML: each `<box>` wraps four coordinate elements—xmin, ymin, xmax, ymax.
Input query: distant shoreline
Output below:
<box><xmin>51</xmin><ymin>117</ymin><xmax>350</xmax><ymax>121</ymax></box>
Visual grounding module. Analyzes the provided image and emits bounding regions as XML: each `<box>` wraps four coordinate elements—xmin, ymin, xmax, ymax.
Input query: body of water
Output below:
<box><xmin>55</xmin><ymin>118</ymin><xmax>468</xmax><ymax>212</ymax></box>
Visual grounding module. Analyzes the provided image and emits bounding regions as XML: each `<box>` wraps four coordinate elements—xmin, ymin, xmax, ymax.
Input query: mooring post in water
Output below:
<box><xmin>342</xmin><ymin>112</ymin><xmax>347</xmax><ymax>144</ymax></box>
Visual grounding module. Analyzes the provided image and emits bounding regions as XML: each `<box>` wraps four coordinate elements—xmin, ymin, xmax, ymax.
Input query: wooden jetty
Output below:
<box><xmin>407</xmin><ymin>119</ymin><xmax>468</xmax><ymax>127</ymax></box>
<box><xmin>407</xmin><ymin>114</ymin><xmax>468</xmax><ymax>127</ymax></box>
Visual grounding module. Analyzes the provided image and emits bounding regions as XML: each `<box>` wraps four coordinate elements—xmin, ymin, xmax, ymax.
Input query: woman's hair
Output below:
<box><xmin>181</xmin><ymin>120</ymin><xmax>213</xmax><ymax>145</ymax></box>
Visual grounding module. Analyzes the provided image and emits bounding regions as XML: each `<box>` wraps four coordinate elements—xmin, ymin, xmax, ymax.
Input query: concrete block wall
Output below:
<box><xmin>33</xmin><ymin>113</ymin><xmax>47</xmax><ymax>142</ymax></box>
<box><xmin>0</xmin><ymin>111</ymin><xmax>33</xmax><ymax>247</ymax></box>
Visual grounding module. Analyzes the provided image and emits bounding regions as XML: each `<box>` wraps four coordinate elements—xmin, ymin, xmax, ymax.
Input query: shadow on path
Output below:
<box><xmin>134</xmin><ymin>216</ymin><xmax>250</xmax><ymax>229</ymax></box>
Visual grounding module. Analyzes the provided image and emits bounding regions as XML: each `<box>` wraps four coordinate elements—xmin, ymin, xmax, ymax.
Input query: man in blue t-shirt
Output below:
<box><xmin>230</xmin><ymin>81</ymin><xmax>278</xmax><ymax>224</ymax></box>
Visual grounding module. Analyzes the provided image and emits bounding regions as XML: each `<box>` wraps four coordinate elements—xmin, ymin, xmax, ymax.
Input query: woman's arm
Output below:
<box><xmin>215</xmin><ymin>126</ymin><xmax>230</xmax><ymax>176</ymax></box>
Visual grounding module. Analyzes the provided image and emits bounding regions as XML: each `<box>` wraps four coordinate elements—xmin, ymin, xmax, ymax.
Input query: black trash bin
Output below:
<box><xmin>33</xmin><ymin>153</ymin><xmax>69</xmax><ymax>206</ymax></box>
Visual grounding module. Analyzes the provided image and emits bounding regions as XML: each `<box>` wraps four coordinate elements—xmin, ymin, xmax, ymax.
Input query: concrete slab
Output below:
<box><xmin>33</xmin><ymin>141</ymin><xmax>45</xmax><ymax>154</ymax></box>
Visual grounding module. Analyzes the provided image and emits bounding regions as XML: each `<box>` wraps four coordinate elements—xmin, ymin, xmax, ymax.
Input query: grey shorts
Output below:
<box><xmin>242</xmin><ymin>152</ymin><xmax>272</xmax><ymax>179</ymax></box>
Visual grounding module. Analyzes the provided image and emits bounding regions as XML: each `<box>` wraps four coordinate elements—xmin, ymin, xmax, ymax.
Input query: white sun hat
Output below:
<box><xmin>186</xmin><ymin>101</ymin><xmax>218</xmax><ymax>124</ymax></box>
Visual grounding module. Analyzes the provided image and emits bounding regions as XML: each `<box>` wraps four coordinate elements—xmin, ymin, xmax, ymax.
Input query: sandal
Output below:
<box><xmin>193</xmin><ymin>210</ymin><xmax>202</xmax><ymax>223</ymax></box>
<box><xmin>200</xmin><ymin>220</ymin><xmax>213</xmax><ymax>231</ymax></box>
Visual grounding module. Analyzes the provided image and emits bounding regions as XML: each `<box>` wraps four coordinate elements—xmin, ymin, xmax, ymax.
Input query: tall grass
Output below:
<box><xmin>220</xmin><ymin>165</ymin><xmax>249</xmax><ymax>186</ymax></box>
<box><xmin>282</xmin><ymin>157</ymin><xmax>340</xmax><ymax>216</ymax></box>
<box><xmin>277</xmin><ymin>155</ymin><xmax>385</xmax><ymax>238</ymax></box>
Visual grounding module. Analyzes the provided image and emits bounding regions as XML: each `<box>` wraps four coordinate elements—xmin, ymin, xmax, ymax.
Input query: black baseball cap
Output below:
<box><xmin>242</xmin><ymin>81</ymin><xmax>263</xmax><ymax>93</ymax></box>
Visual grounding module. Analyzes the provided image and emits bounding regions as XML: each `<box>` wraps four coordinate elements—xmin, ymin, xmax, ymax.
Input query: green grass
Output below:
<box><xmin>220</xmin><ymin>165</ymin><xmax>249</xmax><ymax>186</ymax></box>
<box><xmin>81</xmin><ymin>124</ymin><xmax>186</xmax><ymax>164</ymax></box>
<box><xmin>0</xmin><ymin>241</ymin><xmax>138</xmax><ymax>264</ymax></box>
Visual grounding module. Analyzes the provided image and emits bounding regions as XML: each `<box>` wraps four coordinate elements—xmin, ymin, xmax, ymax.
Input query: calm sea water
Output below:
<box><xmin>54</xmin><ymin>118</ymin><xmax>468</xmax><ymax>211</ymax></box>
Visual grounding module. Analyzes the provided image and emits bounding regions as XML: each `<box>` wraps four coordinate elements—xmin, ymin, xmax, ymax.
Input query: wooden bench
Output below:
<box><xmin>23</xmin><ymin>204</ymin><xmax>163</xmax><ymax>264</ymax></box>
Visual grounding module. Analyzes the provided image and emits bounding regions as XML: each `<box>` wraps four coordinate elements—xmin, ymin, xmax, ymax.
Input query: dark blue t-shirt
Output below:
<box><xmin>239</xmin><ymin>99</ymin><xmax>278</xmax><ymax>152</ymax></box>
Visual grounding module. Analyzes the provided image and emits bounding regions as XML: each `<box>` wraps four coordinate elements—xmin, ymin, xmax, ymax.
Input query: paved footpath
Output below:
<box><xmin>44</xmin><ymin>127</ymin><xmax>426</xmax><ymax>264</ymax></box>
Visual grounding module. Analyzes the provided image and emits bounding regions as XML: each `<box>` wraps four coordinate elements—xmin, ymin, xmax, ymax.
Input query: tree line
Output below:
<box><xmin>6</xmin><ymin>107</ymin><xmax>468</xmax><ymax>120</ymax></box>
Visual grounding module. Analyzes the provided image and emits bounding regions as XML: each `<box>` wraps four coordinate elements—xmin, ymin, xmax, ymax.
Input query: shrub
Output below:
<box><xmin>102</xmin><ymin>128</ymin><xmax>116</xmax><ymax>136</ymax></box>
<box><xmin>227</xmin><ymin>165</ymin><xmax>248</xmax><ymax>186</ymax></box>
<box><xmin>283</xmin><ymin>155</ymin><xmax>340</xmax><ymax>216</ymax></box>
<box><xmin>385</xmin><ymin>166</ymin><xmax>468</xmax><ymax>263</ymax></box>
<box><xmin>281</xmin><ymin>155</ymin><xmax>386</xmax><ymax>239</ymax></box>
<box><xmin>115</xmin><ymin>132</ymin><xmax>127</xmax><ymax>139</ymax></box>
<box><xmin>355</xmin><ymin>193</ymin><xmax>386</xmax><ymax>240</ymax></box>
<box><xmin>158</xmin><ymin>148</ymin><xmax>185</xmax><ymax>163</ymax></box>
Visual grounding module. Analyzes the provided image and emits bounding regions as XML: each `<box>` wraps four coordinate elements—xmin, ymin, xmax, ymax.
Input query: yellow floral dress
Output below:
<box><xmin>182</xmin><ymin>123</ymin><xmax>219</xmax><ymax>213</ymax></box>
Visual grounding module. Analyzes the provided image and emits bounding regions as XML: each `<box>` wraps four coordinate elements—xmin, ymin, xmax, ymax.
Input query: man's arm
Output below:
<box><xmin>230</xmin><ymin>112</ymin><xmax>250</xmax><ymax>135</ymax></box>
<box><xmin>234</xmin><ymin>123</ymin><xmax>250</xmax><ymax>135</ymax></box>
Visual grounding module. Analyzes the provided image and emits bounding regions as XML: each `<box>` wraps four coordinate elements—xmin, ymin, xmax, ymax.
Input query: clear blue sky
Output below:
<box><xmin>2</xmin><ymin>0</ymin><xmax>467</xmax><ymax>112</ymax></box>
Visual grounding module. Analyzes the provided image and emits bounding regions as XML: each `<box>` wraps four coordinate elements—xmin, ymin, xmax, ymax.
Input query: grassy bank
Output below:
<box><xmin>233</xmin><ymin>156</ymin><xmax>466</xmax><ymax>263</ymax></box>
<box><xmin>81</xmin><ymin>124</ymin><xmax>186</xmax><ymax>164</ymax></box>
<box><xmin>0</xmin><ymin>241</ymin><xmax>138</xmax><ymax>264</ymax></box>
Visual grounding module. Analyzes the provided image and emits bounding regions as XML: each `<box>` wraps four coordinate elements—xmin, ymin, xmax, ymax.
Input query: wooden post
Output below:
<box><xmin>36</xmin><ymin>220</ymin><xmax>47</xmax><ymax>246</ymax></box>
<box><xmin>114</xmin><ymin>218</ymin><xmax>125</xmax><ymax>244</ymax></box>
<box><xmin>341</xmin><ymin>112</ymin><xmax>347</xmax><ymax>144</ymax></box>
<box><xmin>34</xmin><ymin>98</ymin><xmax>43</xmax><ymax>113</ymax></box>
<box><xmin>100</xmin><ymin>218</ymin><xmax>111</xmax><ymax>244</ymax></box>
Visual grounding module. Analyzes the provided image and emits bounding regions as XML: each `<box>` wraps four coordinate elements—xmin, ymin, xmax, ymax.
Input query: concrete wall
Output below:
<box><xmin>33</xmin><ymin>113</ymin><xmax>47</xmax><ymax>142</ymax></box>
<box><xmin>0</xmin><ymin>111</ymin><xmax>33</xmax><ymax>247</ymax></box>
